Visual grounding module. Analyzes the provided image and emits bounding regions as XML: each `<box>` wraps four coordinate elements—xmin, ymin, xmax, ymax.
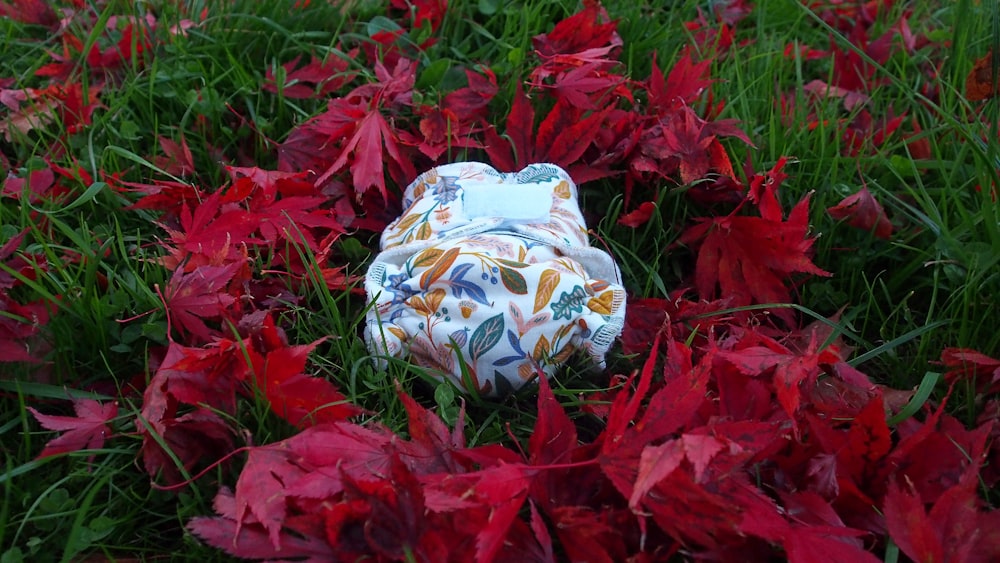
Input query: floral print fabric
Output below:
<box><xmin>365</xmin><ymin>162</ymin><xmax>626</xmax><ymax>396</ymax></box>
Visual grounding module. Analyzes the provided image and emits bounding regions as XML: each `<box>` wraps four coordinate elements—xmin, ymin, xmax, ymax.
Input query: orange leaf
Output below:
<box><xmin>418</xmin><ymin>247</ymin><xmax>460</xmax><ymax>289</ymax></box>
<box><xmin>533</xmin><ymin>269</ymin><xmax>561</xmax><ymax>314</ymax></box>
<box><xmin>966</xmin><ymin>51</ymin><xmax>999</xmax><ymax>102</ymax></box>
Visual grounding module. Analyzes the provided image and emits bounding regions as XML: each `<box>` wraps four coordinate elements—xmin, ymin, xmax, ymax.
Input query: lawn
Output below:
<box><xmin>2</xmin><ymin>0</ymin><xmax>1000</xmax><ymax>561</ymax></box>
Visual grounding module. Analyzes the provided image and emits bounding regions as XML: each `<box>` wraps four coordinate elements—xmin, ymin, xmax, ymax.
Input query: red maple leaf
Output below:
<box><xmin>834</xmin><ymin>394</ymin><xmax>893</xmax><ymax>495</ymax></box>
<box><xmin>442</xmin><ymin>66</ymin><xmax>498</xmax><ymax>119</ymax></box>
<box><xmin>0</xmin><ymin>228</ymin><xmax>29</xmax><ymax>289</ymax></box>
<box><xmin>484</xmin><ymin>90</ymin><xmax>612</xmax><ymax>180</ymax></box>
<box><xmin>646</xmin><ymin>50</ymin><xmax>713</xmax><ymax>114</ymax></box>
<box><xmin>599</xmin><ymin>335</ymin><xmax>715</xmax><ymax>498</ymax></box>
<box><xmin>529</xmin><ymin>376</ymin><xmax>578</xmax><ymax>466</ymax></box>
<box><xmin>218</xmin><ymin>166</ymin><xmax>348</xmax><ymax>255</ymax></box>
<box><xmin>231</xmin><ymin>444</ymin><xmax>310</xmax><ymax>547</ymax></box>
<box><xmin>679</xmin><ymin>189</ymin><xmax>831</xmax><ymax>325</ymax></box>
<box><xmin>163</xmin><ymin>262</ymin><xmax>242</xmax><ymax>341</ymax></box>
<box><xmin>153</xmin><ymin>135</ymin><xmax>195</xmax><ymax>177</ymax></box>
<box><xmin>393</xmin><ymin>383</ymin><xmax>470</xmax><ymax>473</ymax></box>
<box><xmin>884</xmin><ymin>465</ymin><xmax>1000</xmax><ymax>563</ymax></box>
<box><xmin>530</xmin><ymin>62</ymin><xmax>629</xmax><ymax>111</ymax></box>
<box><xmin>880</xmin><ymin>410</ymin><xmax>994</xmax><ymax>506</ymax></box>
<box><xmin>158</xmin><ymin>190</ymin><xmax>261</xmax><ymax>268</ymax></box>
<box><xmin>717</xmin><ymin>331</ymin><xmax>843</xmax><ymax>424</ymax></box>
<box><xmin>617</xmin><ymin>200</ymin><xmax>656</xmax><ymax>228</ymax></box>
<box><xmin>1</xmin><ymin>165</ymin><xmax>57</xmax><ymax>203</ymax></box>
<box><xmin>941</xmin><ymin>347</ymin><xmax>1000</xmax><ymax>395</ymax></box>
<box><xmin>262</xmin><ymin>51</ymin><xmax>358</xmax><ymax>99</ymax></box>
<box><xmin>154</xmin><ymin>339</ymin><xmax>251</xmax><ymax>413</ymax></box>
<box><xmin>640</xmin><ymin>105</ymin><xmax>745</xmax><ymax>185</ymax></box>
<box><xmin>189</xmin><ymin>489</ymin><xmax>336</xmax><ymax>561</ymax></box>
<box><xmin>112</xmin><ymin>176</ymin><xmax>202</xmax><ymax>218</ymax></box>
<box><xmin>531</xmin><ymin>2</ymin><xmax>620</xmax><ymax>57</ymax></box>
<box><xmin>338</xmin><ymin>455</ymin><xmax>449</xmax><ymax>561</ymax></box>
<box><xmin>193</xmin><ymin>422</ymin><xmax>398</xmax><ymax>553</ymax></box>
<box><xmin>0</xmin><ymin>228</ymin><xmax>49</xmax><ymax>363</ymax></box>
<box><xmin>138</xmin><ymin>367</ymin><xmax>236</xmax><ymax>485</ymax></box>
<box><xmin>826</xmin><ymin>187</ymin><xmax>892</xmax><ymax>240</ymax></box>
<box><xmin>0</xmin><ymin>0</ymin><xmax>57</xmax><ymax>27</ymax></box>
<box><xmin>404</xmin><ymin>67</ymin><xmax>498</xmax><ymax>161</ymax></box>
<box><xmin>0</xmin><ymin>294</ymin><xmax>50</xmax><ymax>364</ymax></box>
<box><xmin>28</xmin><ymin>399</ymin><xmax>118</xmax><ymax>459</ymax></box>
<box><xmin>841</xmin><ymin>109</ymin><xmax>905</xmax><ymax>157</ymax></box>
<box><xmin>314</xmin><ymin>100</ymin><xmax>410</xmax><ymax>201</ymax></box>
<box><xmin>310</xmin><ymin>59</ymin><xmax>418</xmax><ymax>200</ymax></box>
<box><xmin>95</xmin><ymin>21</ymin><xmax>153</xmax><ymax>72</ymax></box>
<box><xmin>547</xmin><ymin>506</ymin><xmax>623</xmax><ymax>563</ymax></box>
<box><xmin>389</xmin><ymin>0</ymin><xmax>447</xmax><ymax>33</ymax></box>
<box><xmin>249</xmin><ymin>339</ymin><xmax>361</xmax><ymax>427</ymax></box>
<box><xmin>36</xmin><ymin>18</ymin><xmax>153</xmax><ymax>79</ymax></box>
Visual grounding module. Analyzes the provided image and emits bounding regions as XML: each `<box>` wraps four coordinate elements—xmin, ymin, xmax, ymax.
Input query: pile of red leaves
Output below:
<box><xmin>6</xmin><ymin>0</ymin><xmax>1000</xmax><ymax>561</ymax></box>
<box><xmin>185</xmin><ymin>333</ymin><xmax>1000</xmax><ymax>561</ymax></box>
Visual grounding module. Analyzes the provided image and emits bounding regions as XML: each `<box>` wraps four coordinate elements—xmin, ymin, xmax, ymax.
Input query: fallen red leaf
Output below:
<box><xmin>884</xmin><ymin>461</ymin><xmax>1000</xmax><ymax>563</ymax></box>
<box><xmin>646</xmin><ymin>50</ymin><xmax>713</xmax><ymax>114</ymax></box>
<box><xmin>389</xmin><ymin>0</ymin><xmax>447</xmax><ymax>34</ymax></box>
<box><xmin>163</xmin><ymin>262</ymin><xmax>242</xmax><ymax>341</ymax></box>
<box><xmin>442</xmin><ymin>66</ymin><xmax>498</xmax><ymax>119</ymax></box>
<box><xmin>308</xmin><ymin>59</ymin><xmax>418</xmax><ymax>201</ymax></box>
<box><xmin>394</xmin><ymin>383</ymin><xmax>470</xmax><ymax>473</ymax></box>
<box><xmin>680</xmin><ymin>192</ymin><xmax>831</xmax><ymax>325</ymax></box>
<box><xmin>28</xmin><ymin>399</ymin><xmax>118</xmax><ymax>459</ymax></box>
<box><xmin>941</xmin><ymin>347</ymin><xmax>1000</xmax><ymax>395</ymax></box>
<box><xmin>0</xmin><ymin>0</ymin><xmax>57</xmax><ymax>27</ymax></box>
<box><xmin>262</xmin><ymin>51</ymin><xmax>358</xmax><ymax>99</ymax></box>
<box><xmin>188</xmin><ymin>489</ymin><xmax>336</xmax><ymax>560</ymax></box>
<box><xmin>966</xmin><ymin>50</ymin><xmax>999</xmax><ymax>102</ymax></box>
<box><xmin>153</xmin><ymin>135</ymin><xmax>195</xmax><ymax>177</ymax></box>
<box><xmin>531</xmin><ymin>2</ymin><xmax>620</xmax><ymax>57</ymax></box>
<box><xmin>250</xmin><ymin>340</ymin><xmax>361</xmax><ymax>428</ymax></box>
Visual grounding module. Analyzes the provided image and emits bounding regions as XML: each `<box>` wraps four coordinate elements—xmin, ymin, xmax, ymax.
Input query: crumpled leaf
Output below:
<box><xmin>827</xmin><ymin>186</ymin><xmax>893</xmax><ymax>239</ymax></box>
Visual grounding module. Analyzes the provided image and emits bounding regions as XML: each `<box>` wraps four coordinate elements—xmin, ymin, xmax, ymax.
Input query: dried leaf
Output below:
<box><xmin>966</xmin><ymin>50</ymin><xmax>999</xmax><ymax>102</ymax></box>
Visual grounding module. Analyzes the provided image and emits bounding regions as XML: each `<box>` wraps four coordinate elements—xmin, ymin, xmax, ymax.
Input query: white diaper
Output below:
<box><xmin>364</xmin><ymin>162</ymin><xmax>626</xmax><ymax>396</ymax></box>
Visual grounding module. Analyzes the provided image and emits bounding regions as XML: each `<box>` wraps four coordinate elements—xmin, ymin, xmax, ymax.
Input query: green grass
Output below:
<box><xmin>2</xmin><ymin>0</ymin><xmax>999</xmax><ymax>559</ymax></box>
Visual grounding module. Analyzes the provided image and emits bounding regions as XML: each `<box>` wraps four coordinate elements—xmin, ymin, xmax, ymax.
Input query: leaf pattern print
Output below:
<box><xmin>534</xmin><ymin>269</ymin><xmax>561</xmax><ymax>314</ymax></box>
<box><xmin>410</xmin><ymin>247</ymin><xmax>444</xmax><ymax>269</ymax></box>
<box><xmin>419</xmin><ymin>247</ymin><xmax>460</xmax><ymax>288</ymax></box>
<box><xmin>499</xmin><ymin>266</ymin><xmax>528</xmax><ymax>295</ymax></box>
<box><xmin>468</xmin><ymin>313</ymin><xmax>505</xmax><ymax>362</ymax></box>
<box><xmin>447</xmin><ymin>263</ymin><xmax>491</xmax><ymax>305</ymax></box>
<box><xmin>431</xmin><ymin>175</ymin><xmax>461</xmax><ymax>204</ymax></box>
<box><xmin>551</xmin><ymin>285</ymin><xmax>589</xmax><ymax>320</ymax></box>
<box><xmin>494</xmin><ymin>329</ymin><xmax>528</xmax><ymax>366</ymax></box>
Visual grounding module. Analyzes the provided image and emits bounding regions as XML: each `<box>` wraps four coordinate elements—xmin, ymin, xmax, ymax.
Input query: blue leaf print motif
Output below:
<box><xmin>447</xmin><ymin>263</ymin><xmax>490</xmax><ymax>306</ymax></box>
<box><xmin>383</xmin><ymin>271</ymin><xmax>417</xmax><ymax>306</ymax></box>
<box><xmin>551</xmin><ymin>285</ymin><xmax>589</xmax><ymax>320</ymax></box>
<box><xmin>431</xmin><ymin>175</ymin><xmax>461</xmax><ymax>204</ymax></box>
<box><xmin>468</xmin><ymin>313</ymin><xmax>505</xmax><ymax>363</ymax></box>
<box><xmin>494</xmin><ymin>329</ymin><xmax>527</xmax><ymax>366</ymax></box>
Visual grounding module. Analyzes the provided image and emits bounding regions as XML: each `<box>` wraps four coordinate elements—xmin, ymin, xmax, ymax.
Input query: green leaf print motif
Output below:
<box><xmin>499</xmin><ymin>266</ymin><xmax>528</xmax><ymax>295</ymax></box>
<box><xmin>551</xmin><ymin>285</ymin><xmax>588</xmax><ymax>320</ymax></box>
<box><xmin>468</xmin><ymin>313</ymin><xmax>505</xmax><ymax>362</ymax></box>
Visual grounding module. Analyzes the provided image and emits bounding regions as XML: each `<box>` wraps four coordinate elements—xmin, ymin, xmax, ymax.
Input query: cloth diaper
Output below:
<box><xmin>364</xmin><ymin>162</ymin><xmax>626</xmax><ymax>396</ymax></box>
